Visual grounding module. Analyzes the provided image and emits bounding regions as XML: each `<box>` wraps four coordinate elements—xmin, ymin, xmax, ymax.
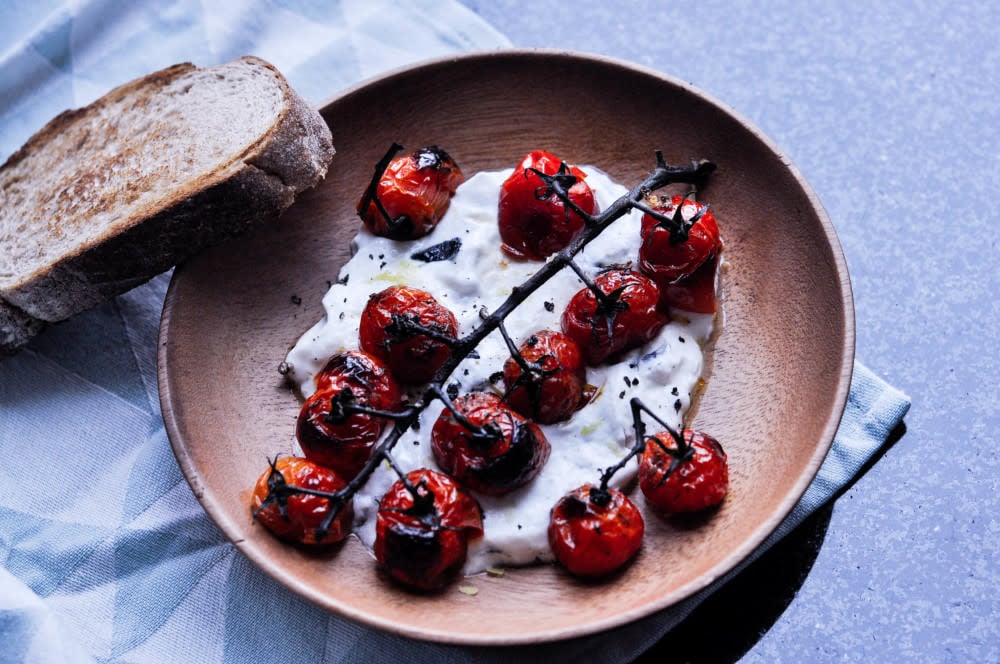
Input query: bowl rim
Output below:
<box><xmin>159</xmin><ymin>47</ymin><xmax>856</xmax><ymax>645</ymax></box>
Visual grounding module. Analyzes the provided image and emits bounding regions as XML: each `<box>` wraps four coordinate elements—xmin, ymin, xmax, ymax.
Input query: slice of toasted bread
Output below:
<box><xmin>0</xmin><ymin>55</ymin><xmax>334</xmax><ymax>355</ymax></box>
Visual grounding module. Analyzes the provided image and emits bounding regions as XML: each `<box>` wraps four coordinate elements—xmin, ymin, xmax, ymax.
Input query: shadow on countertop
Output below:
<box><xmin>634</xmin><ymin>421</ymin><xmax>908</xmax><ymax>663</ymax></box>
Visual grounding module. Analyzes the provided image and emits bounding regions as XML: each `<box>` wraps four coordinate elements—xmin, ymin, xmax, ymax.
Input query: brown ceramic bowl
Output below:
<box><xmin>159</xmin><ymin>50</ymin><xmax>854</xmax><ymax>644</ymax></box>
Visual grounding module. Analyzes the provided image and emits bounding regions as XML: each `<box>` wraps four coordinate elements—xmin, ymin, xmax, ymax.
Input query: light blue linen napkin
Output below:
<box><xmin>0</xmin><ymin>2</ymin><xmax>910</xmax><ymax>662</ymax></box>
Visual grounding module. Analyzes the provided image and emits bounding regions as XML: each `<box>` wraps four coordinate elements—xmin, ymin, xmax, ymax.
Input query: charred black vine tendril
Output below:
<box><xmin>358</xmin><ymin>142</ymin><xmax>405</xmax><ymax>229</ymax></box>
<box><xmin>272</xmin><ymin>150</ymin><xmax>715</xmax><ymax>524</ymax></box>
<box><xmin>565</xmin><ymin>259</ymin><xmax>631</xmax><ymax>340</ymax></box>
<box><xmin>595</xmin><ymin>397</ymin><xmax>692</xmax><ymax>497</ymax></box>
<box><xmin>526</xmin><ymin>163</ymin><xmax>597</xmax><ymax>223</ymax></box>
<box><xmin>384</xmin><ymin>313</ymin><xmax>463</xmax><ymax>347</ymax></box>
<box><xmin>323</xmin><ymin>388</ymin><xmax>414</xmax><ymax>425</ymax></box>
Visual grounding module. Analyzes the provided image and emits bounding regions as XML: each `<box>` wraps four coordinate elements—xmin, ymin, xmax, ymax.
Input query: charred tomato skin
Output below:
<box><xmin>251</xmin><ymin>456</ymin><xmax>353</xmax><ymax>547</ymax></box>
<box><xmin>548</xmin><ymin>484</ymin><xmax>645</xmax><ymax>578</ymax></box>
<box><xmin>357</xmin><ymin>145</ymin><xmax>465</xmax><ymax>240</ymax></box>
<box><xmin>359</xmin><ymin>285</ymin><xmax>459</xmax><ymax>384</ymax></box>
<box><xmin>560</xmin><ymin>269</ymin><xmax>668</xmax><ymax>366</ymax></box>
<box><xmin>502</xmin><ymin>330</ymin><xmax>587</xmax><ymax>424</ymax></box>
<box><xmin>297</xmin><ymin>351</ymin><xmax>403</xmax><ymax>479</ymax></box>
<box><xmin>374</xmin><ymin>468</ymin><xmax>484</xmax><ymax>591</ymax></box>
<box><xmin>497</xmin><ymin>150</ymin><xmax>598</xmax><ymax>260</ymax></box>
<box><xmin>639</xmin><ymin>429</ymin><xmax>729</xmax><ymax>514</ymax></box>
<box><xmin>638</xmin><ymin>195</ymin><xmax>721</xmax><ymax>283</ymax></box>
<box><xmin>431</xmin><ymin>392</ymin><xmax>550</xmax><ymax>495</ymax></box>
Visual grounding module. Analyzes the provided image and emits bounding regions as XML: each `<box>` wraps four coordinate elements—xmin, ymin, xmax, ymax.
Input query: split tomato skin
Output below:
<box><xmin>359</xmin><ymin>285</ymin><xmax>459</xmax><ymax>384</ymax></box>
<box><xmin>497</xmin><ymin>150</ymin><xmax>598</xmax><ymax>260</ymax></box>
<box><xmin>560</xmin><ymin>269</ymin><xmax>668</xmax><ymax>366</ymax></box>
<box><xmin>638</xmin><ymin>195</ymin><xmax>721</xmax><ymax>283</ymax></box>
<box><xmin>659</xmin><ymin>253</ymin><xmax>719</xmax><ymax>314</ymax></box>
<box><xmin>374</xmin><ymin>468</ymin><xmax>484</xmax><ymax>592</ymax></box>
<box><xmin>297</xmin><ymin>351</ymin><xmax>403</xmax><ymax>479</ymax></box>
<box><xmin>251</xmin><ymin>456</ymin><xmax>353</xmax><ymax>547</ymax></box>
<box><xmin>431</xmin><ymin>392</ymin><xmax>551</xmax><ymax>495</ymax></box>
<box><xmin>502</xmin><ymin>329</ymin><xmax>587</xmax><ymax>424</ymax></box>
<box><xmin>548</xmin><ymin>484</ymin><xmax>645</xmax><ymax>578</ymax></box>
<box><xmin>639</xmin><ymin>429</ymin><xmax>729</xmax><ymax>514</ymax></box>
<box><xmin>357</xmin><ymin>145</ymin><xmax>464</xmax><ymax>240</ymax></box>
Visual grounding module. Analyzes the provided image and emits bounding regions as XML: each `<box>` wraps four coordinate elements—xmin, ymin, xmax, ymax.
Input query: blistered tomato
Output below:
<box><xmin>638</xmin><ymin>195</ymin><xmax>721</xmax><ymax>283</ymax></box>
<box><xmin>251</xmin><ymin>456</ymin><xmax>353</xmax><ymax>547</ymax></box>
<box><xmin>431</xmin><ymin>391</ymin><xmax>550</xmax><ymax>495</ymax></box>
<box><xmin>374</xmin><ymin>468</ymin><xmax>484</xmax><ymax>591</ymax></box>
<box><xmin>502</xmin><ymin>329</ymin><xmax>587</xmax><ymax>424</ymax></box>
<box><xmin>638</xmin><ymin>428</ymin><xmax>728</xmax><ymax>514</ymax></box>
<box><xmin>357</xmin><ymin>145</ymin><xmax>464</xmax><ymax>240</ymax></box>
<box><xmin>359</xmin><ymin>285</ymin><xmax>459</xmax><ymax>384</ymax></box>
<box><xmin>548</xmin><ymin>484</ymin><xmax>644</xmax><ymax>578</ymax></box>
<box><xmin>497</xmin><ymin>150</ymin><xmax>598</xmax><ymax>260</ymax></box>
<box><xmin>297</xmin><ymin>351</ymin><xmax>402</xmax><ymax>479</ymax></box>
<box><xmin>561</xmin><ymin>269</ymin><xmax>668</xmax><ymax>365</ymax></box>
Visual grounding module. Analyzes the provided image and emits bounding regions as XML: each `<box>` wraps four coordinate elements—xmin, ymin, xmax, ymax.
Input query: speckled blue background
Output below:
<box><xmin>458</xmin><ymin>0</ymin><xmax>998</xmax><ymax>661</ymax></box>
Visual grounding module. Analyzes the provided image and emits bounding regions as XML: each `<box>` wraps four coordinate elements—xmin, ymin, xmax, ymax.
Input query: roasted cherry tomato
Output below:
<box><xmin>431</xmin><ymin>392</ymin><xmax>550</xmax><ymax>495</ymax></box>
<box><xmin>297</xmin><ymin>351</ymin><xmax>403</xmax><ymax>479</ymax></box>
<box><xmin>251</xmin><ymin>456</ymin><xmax>353</xmax><ymax>547</ymax></box>
<box><xmin>374</xmin><ymin>468</ymin><xmax>484</xmax><ymax>591</ymax></box>
<box><xmin>659</xmin><ymin>253</ymin><xmax>719</xmax><ymax>314</ymax></box>
<box><xmin>638</xmin><ymin>194</ymin><xmax>721</xmax><ymax>283</ymax></box>
<box><xmin>548</xmin><ymin>484</ymin><xmax>645</xmax><ymax>578</ymax></box>
<box><xmin>638</xmin><ymin>429</ymin><xmax>728</xmax><ymax>514</ymax></box>
<box><xmin>359</xmin><ymin>285</ymin><xmax>459</xmax><ymax>384</ymax></box>
<box><xmin>560</xmin><ymin>269</ymin><xmax>668</xmax><ymax>365</ymax></box>
<box><xmin>497</xmin><ymin>150</ymin><xmax>598</xmax><ymax>260</ymax></box>
<box><xmin>502</xmin><ymin>330</ymin><xmax>587</xmax><ymax>424</ymax></box>
<box><xmin>357</xmin><ymin>145</ymin><xmax>464</xmax><ymax>240</ymax></box>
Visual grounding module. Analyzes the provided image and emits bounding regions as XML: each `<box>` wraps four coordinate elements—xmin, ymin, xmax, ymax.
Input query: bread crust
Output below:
<box><xmin>0</xmin><ymin>56</ymin><xmax>334</xmax><ymax>346</ymax></box>
<box><xmin>0</xmin><ymin>300</ymin><xmax>45</xmax><ymax>356</ymax></box>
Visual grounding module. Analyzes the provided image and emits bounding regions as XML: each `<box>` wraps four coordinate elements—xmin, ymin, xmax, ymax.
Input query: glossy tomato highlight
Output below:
<box><xmin>357</xmin><ymin>145</ymin><xmax>464</xmax><ymax>240</ymax></box>
<box><xmin>497</xmin><ymin>150</ymin><xmax>598</xmax><ymax>260</ymax></box>
<box><xmin>374</xmin><ymin>468</ymin><xmax>484</xmax><ymax>591</ymax></box>
<box><xmin>251</xmin><ymin>456</ymin><xmax>353</xmax><ymax>547</ymax></box>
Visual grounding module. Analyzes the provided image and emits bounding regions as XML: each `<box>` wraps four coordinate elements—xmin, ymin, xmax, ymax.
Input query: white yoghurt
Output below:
<box><xmin>285</xmin><ymin>167</ymin><xmax>714</xmax><ymax>574</ymax></box>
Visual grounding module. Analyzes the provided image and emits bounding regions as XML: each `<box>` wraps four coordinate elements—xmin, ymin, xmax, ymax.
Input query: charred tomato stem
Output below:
<box><xmin>526</xmin><ymin>163</ymin><xmax>599</xmax><ymax>224</ymax></box>
<box><xmin>358</xmin><ymin>142</ymin><xmax>405</xmax><ymax>225</ymax></box>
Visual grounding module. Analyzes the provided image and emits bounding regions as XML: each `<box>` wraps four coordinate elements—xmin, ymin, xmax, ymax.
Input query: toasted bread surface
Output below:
<box><xmin>0</xmin><ymin>56</ymin><xmax>334</xmax><ymax>351</ymax></box>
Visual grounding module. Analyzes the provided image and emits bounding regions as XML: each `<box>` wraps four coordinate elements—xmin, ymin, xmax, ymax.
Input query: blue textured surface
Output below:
<box><xmin>459</xmin><ymin>0</ymin><xmax>999</xmax><ymax>661</ymax></box>
<box><xmin>0</xmin><ymin>1</ymin><xmax>988</xmax><ymax>662</ymax></box>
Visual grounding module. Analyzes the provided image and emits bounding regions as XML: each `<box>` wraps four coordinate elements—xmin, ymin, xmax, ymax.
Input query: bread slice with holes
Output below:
<box><xmin>0</xmin><ymin>55</ymin><xmax>334</xmax><ymax>355</ymax></box>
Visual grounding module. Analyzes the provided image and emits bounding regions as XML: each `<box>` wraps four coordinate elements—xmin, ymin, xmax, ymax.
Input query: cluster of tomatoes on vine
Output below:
<box><xmin>252</xmin><ymin>143</ymin><xmax>729</xmax><ymax>591</ymax></box>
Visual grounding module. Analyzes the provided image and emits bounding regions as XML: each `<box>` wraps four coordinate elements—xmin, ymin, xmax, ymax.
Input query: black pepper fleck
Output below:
<box><xmin>674</xmin><ymin>398</ymin><xmax>682</xmax><ymax>412</ymax></box>
<box><xmin>679</xmin><ymin>336</ymin><xmax>686</xmax><ymax>343</ymax></box>
<box><xmin>291</xmin><ymin>295</ymin><xmax>301</xmax><ymax>305</ymax></box>
<box><xmin>544</xmin><ymin>301</ymin><xmax>555</xmax><ymax>312</ymax></box>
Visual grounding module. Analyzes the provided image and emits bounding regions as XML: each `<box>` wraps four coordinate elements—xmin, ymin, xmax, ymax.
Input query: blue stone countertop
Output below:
<box><xmin>460</xmin><ymin>1</ymin><xmax>998</xmax><ymax>661</ymax></box>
